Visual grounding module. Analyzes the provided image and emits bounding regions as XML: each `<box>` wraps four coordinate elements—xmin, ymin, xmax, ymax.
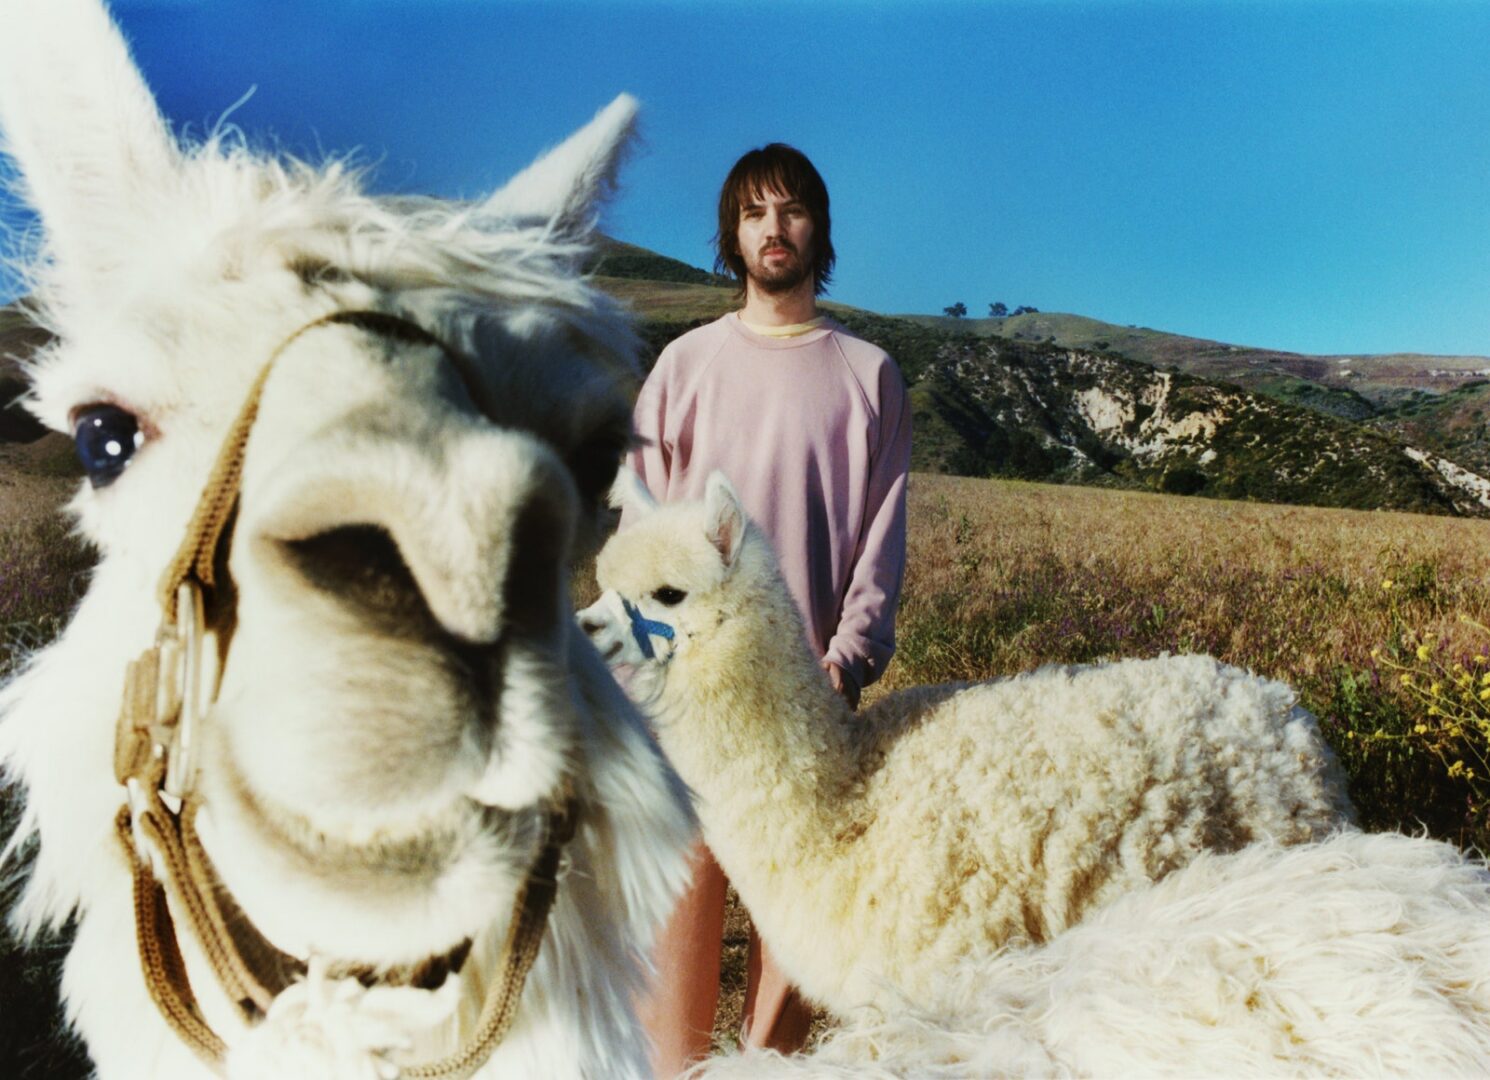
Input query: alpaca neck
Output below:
<box><xmin>660</xmin><ymin>587</ymin><xmax>860</xmax><ymax>850</ymax></box>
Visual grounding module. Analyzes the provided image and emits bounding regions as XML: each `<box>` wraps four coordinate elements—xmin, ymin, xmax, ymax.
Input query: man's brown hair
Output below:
<box><xmin>714</xmin><ymin>143</ymin><xmax>835</xmax><ymax>296</ymax></box>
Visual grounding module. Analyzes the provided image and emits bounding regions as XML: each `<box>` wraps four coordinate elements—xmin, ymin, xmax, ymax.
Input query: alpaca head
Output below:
<box><xmin>582</xmin><ymin>470</ymin><xmax>772</xmax><ymax>703</ymax></box>
<box><xmin>0</xmin><ymin>2</ymin><xmax>692</xmax><ymax>1064</ymax></box>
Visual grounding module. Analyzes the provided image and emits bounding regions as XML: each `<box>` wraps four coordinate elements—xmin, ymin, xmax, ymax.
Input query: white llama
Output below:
<box><xmin>691</xmin><ymin>830</ymin><xmax>1490</xmax><ymax>1078</ymax></box>
<box><xmin>0</xmin><ymin>2</ymin><xmax>694</xmax><ymax>1077</ymax></box>
<box><xmin>581</xmin><ymin>470</ymin><xmax>1356</xmax><ymax>1019</ymax></box>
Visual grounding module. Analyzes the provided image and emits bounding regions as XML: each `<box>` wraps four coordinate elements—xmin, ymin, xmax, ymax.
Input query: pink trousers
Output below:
<box><xmin>637</xmin><ymin>841</ymin><xmax>814</xmax><ymax>1078</ymax></box>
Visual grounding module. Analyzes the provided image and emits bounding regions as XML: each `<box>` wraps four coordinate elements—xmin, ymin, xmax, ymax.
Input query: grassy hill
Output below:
<box><xmin>592</xmin><ymin>263</ymin><xmax>1490</xmax><ymax>519</ymax></box>
<box><xmin>6</xmin><ymin>247</ymin><xmax>1489</xmax><ymax>519</ymax></box>
<box><xmin>589</xmin><ymin>237</ymin><xmax>728</xmax><ymax>287</ymax></box>
<box><xmin>902</xmin><ymin>309</ymin><xmax>1490</xmax><ymax>410</ymax></box>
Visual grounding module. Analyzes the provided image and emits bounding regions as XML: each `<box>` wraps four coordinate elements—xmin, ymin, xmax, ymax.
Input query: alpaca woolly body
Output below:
<box><xmin>585</xmin><ymin>473</ymin><xmax>1355</xmax><ymax>1018</ymax></box>
<box><xmin>1</xmin><ymin>3</ymin><xmax>695</xmax><ymax>1076</ymax></box>
<box><xmin>688</xmin><ymin>830</ymin><xmax>1490</xmax><ymax>1079</ymax></box>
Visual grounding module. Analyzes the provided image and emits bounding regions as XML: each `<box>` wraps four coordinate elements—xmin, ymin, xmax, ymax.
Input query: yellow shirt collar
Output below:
<box><xmin>739</xmin><ymin>314</ymin><xmax>827</xmax><ymax>338</ymax></box>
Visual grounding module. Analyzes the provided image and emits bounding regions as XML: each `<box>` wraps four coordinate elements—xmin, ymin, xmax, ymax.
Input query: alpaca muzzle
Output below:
<box><xmin>578</xmin><ymin>589</ymin><xmax>676</xmax><ymax>665</ymax></box>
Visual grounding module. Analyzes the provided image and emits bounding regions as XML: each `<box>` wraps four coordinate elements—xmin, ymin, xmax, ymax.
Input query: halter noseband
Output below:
<box><xmin>113</xmin><ymin>309</ymin><xmax>576</xmax><ymax>1078</ymax></box>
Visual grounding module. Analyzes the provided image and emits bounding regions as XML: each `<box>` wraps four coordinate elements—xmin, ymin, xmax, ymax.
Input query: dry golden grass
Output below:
<box><xmin>885</xmin><ymin>474</ymin><xmax>1490</xmax><ymax>848</ymax></box>
<box><xmin>889</xmin><ymin>473</ymin><xmax>1490</xmax><ymax>688</ymax></box>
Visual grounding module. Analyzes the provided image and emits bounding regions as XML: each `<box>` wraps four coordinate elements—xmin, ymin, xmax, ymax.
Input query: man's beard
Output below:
<box><xmin>745</xmin><ymin>241</ymin><xmax>812</xmax><ymax>295</ymax></box>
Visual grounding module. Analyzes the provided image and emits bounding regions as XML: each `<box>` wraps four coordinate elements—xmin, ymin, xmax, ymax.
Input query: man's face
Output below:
<box><xmin>736</xmin><ymin>186</ymin><xmax>815</xmax><ymax>295</ymax></box>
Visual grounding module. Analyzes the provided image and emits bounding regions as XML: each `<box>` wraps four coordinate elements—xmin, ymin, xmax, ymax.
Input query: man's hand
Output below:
<box><xmin>820</xmin><ymin>659</ymin><xmax>861</xmax><ymax>711</ymax></box>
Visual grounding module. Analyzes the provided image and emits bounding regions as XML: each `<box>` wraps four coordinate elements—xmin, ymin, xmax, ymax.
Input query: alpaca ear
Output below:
<box><xmin>608</xmin><ymin>465</ymin><xmax>658</xmax><ymax>517</ymax></box>
<box><xmin>703</xmin><ymin>471</ymin><xmax>746</xmax><ymax>568</ymax></box>
<box><xmin>478</xmin><ymin>94</ymin><xmax>638</xmax><ymax>241</ymax></box>
<box><xmin>0</xmin><ymin>0</ymin><xmax>181</xmax><ymax>293</ymax></box>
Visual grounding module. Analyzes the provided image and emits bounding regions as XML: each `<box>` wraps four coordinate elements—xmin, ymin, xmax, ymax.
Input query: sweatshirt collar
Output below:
<box><xmin>725</xmin><ymin>311</ymin><xmax>838</xmax><ymax>349</ymax></box>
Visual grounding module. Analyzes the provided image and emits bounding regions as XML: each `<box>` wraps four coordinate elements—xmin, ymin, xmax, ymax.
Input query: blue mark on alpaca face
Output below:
<box><xmin>623</xmin><ymin>597</ymin><xmax>674</xmax><ymax>660</ymax></box>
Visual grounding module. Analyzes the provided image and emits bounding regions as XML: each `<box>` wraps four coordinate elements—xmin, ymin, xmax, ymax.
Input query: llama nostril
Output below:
<box><xmin>579</xmin><ymin>616</ymin><xmax>604</xmax><ymax>637</ymax></box>
<box><xmin>280</xmin><ymin>524</ymin><xmax>428</xmax><ymax>623</ymax></box>
<box><xmin>501</xmin><ymin>496</ymin><xmax>570</xmax><ymax>639</ymax></box>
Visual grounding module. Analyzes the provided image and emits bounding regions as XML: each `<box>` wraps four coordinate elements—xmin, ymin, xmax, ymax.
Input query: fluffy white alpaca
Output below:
<box><xmin>691</xmin><ymin>830</ymin><xmax>1490</xmax><ymax>1079</ymax></box>
<box><xmin>0</xmin><ymin>3</ymin><xmax>693</xmax><ymax>1077</ymax></box>
<box><xmin>581</xmin><ymin>471</ymin><xmax>1355</xmax><ymax>1019</ymax></box>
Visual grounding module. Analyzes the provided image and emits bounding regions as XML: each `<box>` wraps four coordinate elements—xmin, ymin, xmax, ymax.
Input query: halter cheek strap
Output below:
<box><xmin>622</xmin><ymin>598</ymin><xmax>674</xmax><ymax>660</ymax></box>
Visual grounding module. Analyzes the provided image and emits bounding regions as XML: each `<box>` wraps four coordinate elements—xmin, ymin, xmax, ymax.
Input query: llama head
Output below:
<box><xmin>0</xmin><ymin>2</ymin><xmax>692</xmax><ymax>1069</ymax></box>
<box><xmin>582</xmin><ymin>470</ymin><xmax>766</xmax><ymax>698</ymax></box>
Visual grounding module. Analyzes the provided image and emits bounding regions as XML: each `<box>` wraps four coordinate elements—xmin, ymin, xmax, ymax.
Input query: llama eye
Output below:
<box><xmin>652</xmin><ymin>586</ymin><xmax>687</xmax><ymax>606</ymax></box>
<box><xmin>72</xmin><ymin>404</ymin><xmax>143</xmax><ymax>489</ymax></box>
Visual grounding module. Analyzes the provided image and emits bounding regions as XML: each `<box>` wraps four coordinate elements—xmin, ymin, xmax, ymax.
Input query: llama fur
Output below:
<box><xmin>688</xmin><ymin>830</ymin><xmax>1490</xmax><ymax>1078</ymax></box>
<box><xmin>583</xmin><ymin>471</ymin><xmax>1355</xmax><ymax>1019</ymax></box>
<box><xmin>0</xmin><ymin>2</ymin><xmax>694</xmax><ymax>1076</ymax></box>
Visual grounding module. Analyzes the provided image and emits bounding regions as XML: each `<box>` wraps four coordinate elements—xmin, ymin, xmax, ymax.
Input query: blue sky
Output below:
<box><xmin>3</xmin><ymin>0</ymin><xmax>1488</xmax><ymax>357</ymax></box>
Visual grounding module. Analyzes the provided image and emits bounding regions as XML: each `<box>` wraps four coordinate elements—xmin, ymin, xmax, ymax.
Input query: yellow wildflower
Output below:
<box><xmin>1401</xmin><ymin>673</ymin><xmax>1414</xmax><ymax>686</ymax></box>
<box><xmin>1414</xmin><ymin>724</ymin><xmax>1428</xmax><ymax>734</ymax></box>
<box><xmin>1382</xmin><ymin>579</ymin><xmax>1395</xmax><ymax>590</ymax></box>
<box><xmin>1416</xmin><ymin>644</ymin><xmax>1432</xmax><ymax>661</ymax></box>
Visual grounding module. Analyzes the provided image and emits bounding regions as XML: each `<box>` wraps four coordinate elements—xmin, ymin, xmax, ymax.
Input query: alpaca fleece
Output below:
<box><xmin>690</xmin><ymin>831</ymin><xmax>1490</xmax><ymax>1078</ymax></box>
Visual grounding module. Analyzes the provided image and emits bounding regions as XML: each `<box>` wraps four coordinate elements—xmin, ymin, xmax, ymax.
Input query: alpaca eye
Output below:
<box><xmin>72</xmin><ymin>404</ymin><xmax>143</xmax><ymax>489</ymax></box>
<box><xmin>652</xmin><ymin>586</ymin><xmax>687</xmax><ymax>606</ymax></box>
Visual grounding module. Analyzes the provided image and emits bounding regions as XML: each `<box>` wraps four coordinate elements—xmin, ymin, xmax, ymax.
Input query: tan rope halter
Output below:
<box><xmin>112</xmin><ymin>310</ymin><xmax>577</xmax><ymax>1077</ymax></box>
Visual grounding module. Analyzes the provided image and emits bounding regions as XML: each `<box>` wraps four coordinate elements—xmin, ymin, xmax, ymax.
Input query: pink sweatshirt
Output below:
<box><xmin>628</xmin><ymin>312</ymin><xmax>912</xmax><ymax>690</ymax></box>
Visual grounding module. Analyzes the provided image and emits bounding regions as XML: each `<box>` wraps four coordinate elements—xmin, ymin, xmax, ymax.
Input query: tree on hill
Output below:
<box><xmin>989</xmin><ymin>302</ymin><xmax>1009</xmax><ymax>317</ymax></box>
<box><xmin>943</xmin><ymin>302</ymin><xmax>968</xmax><ymax>318</ymax></box>
<box><xmin>1012</xmin><ymin>305</ymin><xmax>1039</xmax><ymax>316</ymax></box>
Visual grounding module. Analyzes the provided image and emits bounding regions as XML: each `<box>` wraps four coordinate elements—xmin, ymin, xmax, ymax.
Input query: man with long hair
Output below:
<box><xmin>627</xmin><ymin>143</ymin><xmax>912</xmax><ymax>1075</ymax></box>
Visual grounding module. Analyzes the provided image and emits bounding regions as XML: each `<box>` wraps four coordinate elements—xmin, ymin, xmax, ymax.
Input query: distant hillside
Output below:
<box><xmin>902</xmin><ymin>309</ymin><xmax>1490</xmax><ymax>411</ymax></box>
<box><xmin>589</xmin><ymin>238</ymin><xmax>728</xmax><ymax>287</ymax></box>
<box><xmin>897</xmin><ymin>310</ymin><xmax>1490</xmax><ymax>478</ymax></box>
<box><xmin>595</xmin><ymin>256</ymin><xmax>1490</xmax><ymax>519</ymax></box>
<box><xmin>5</xmin><ymin>254</ymin><xmax>1488</xmax><ymax>521</ymax></box>
<box><xmin>908</xmin><ymin>336</ymin><xmax>1486</xmax><ymax>517</ymax></box>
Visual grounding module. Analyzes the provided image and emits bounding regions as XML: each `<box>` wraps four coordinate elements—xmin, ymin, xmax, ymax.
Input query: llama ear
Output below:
<box><xmin>478</xmin><ymin>94</ymin><xmax>638</xmax><ymax>240</ymax></box>
<box><xmin>703</xmin><ymin>471</ymin><xmax>746</xmax><ymax>568</ymax></box>
<box><xmin>608</xmin><ymin>466</ymin><xmax>658</xmax><ymax>517</ymax></box>
<box><xmin>0</xmin><ymin>0</ymin><xmax>181</xmax><ymax>292</ymax></box>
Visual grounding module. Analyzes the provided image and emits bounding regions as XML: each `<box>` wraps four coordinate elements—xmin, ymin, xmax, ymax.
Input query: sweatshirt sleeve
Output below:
<box><xmin>823</xmin><ymin>359</ymin><xmax>913</xmax><ymax>690</ymax></box>
<box><xmin>625</xmin><ymin>350</ymin><xmax>674</xmax><ymax>506</ymax></box>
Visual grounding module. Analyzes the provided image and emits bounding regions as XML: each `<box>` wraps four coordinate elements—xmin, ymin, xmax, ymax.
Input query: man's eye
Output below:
<box><xmin>652</xmin><ymin>586</ymin><xmax>687</xmax><ymax>606</ymax></box>
<box><xmin>72</xmin><ymin>404</ymin><xmax>143</xmax><ymax>488</ymax></box>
